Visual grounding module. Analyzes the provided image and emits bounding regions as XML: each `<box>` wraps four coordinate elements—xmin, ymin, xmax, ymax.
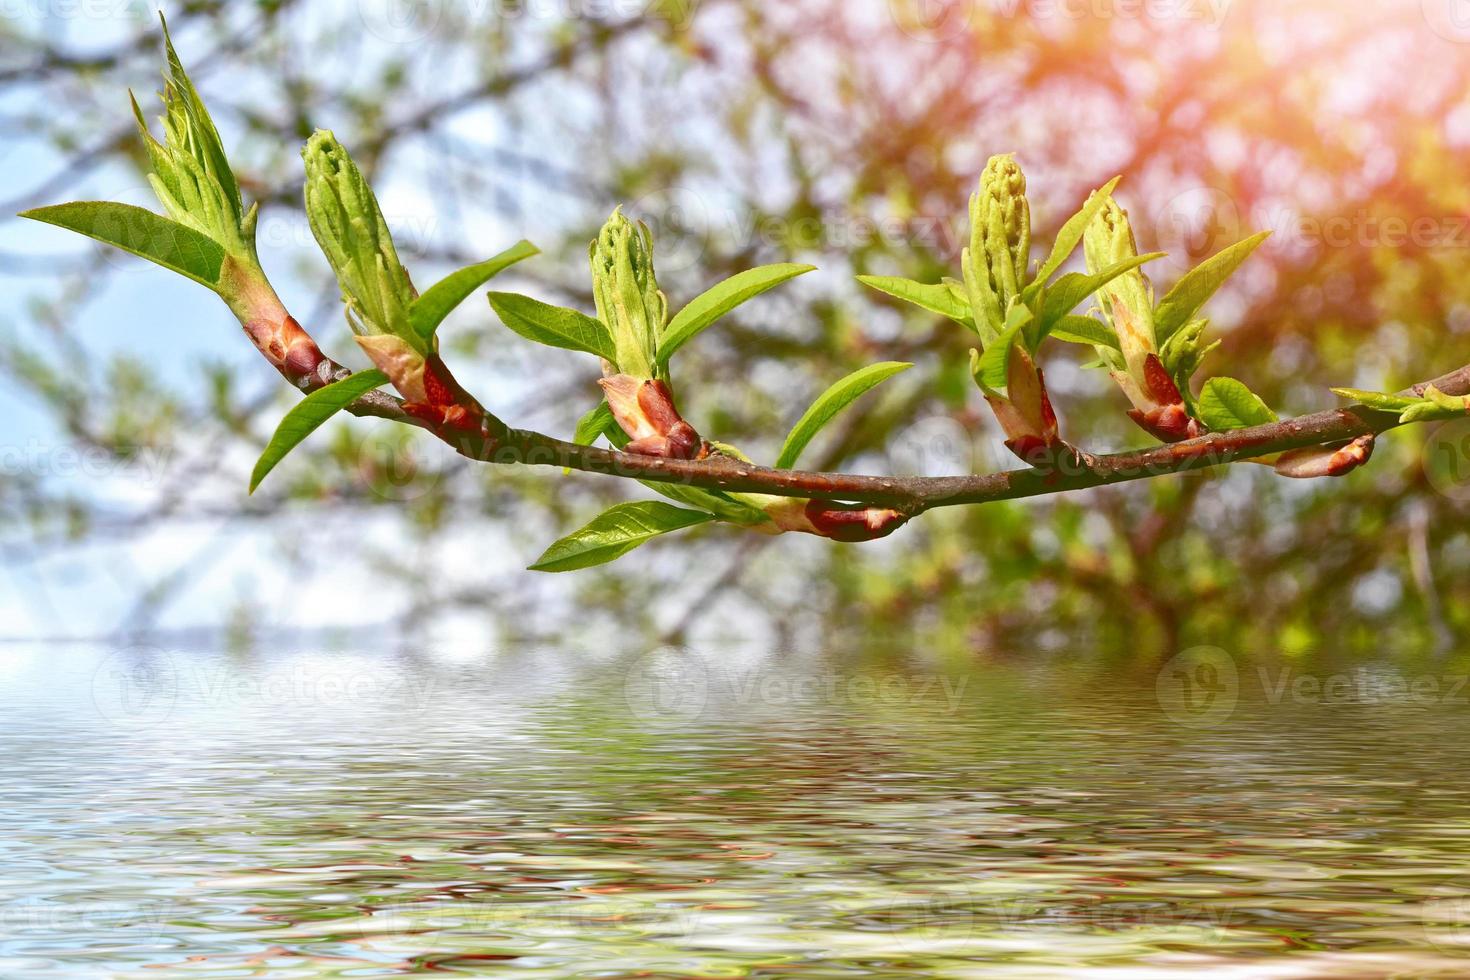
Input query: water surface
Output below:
<box><xmin>3</xmin><ymin>643</ymin><xmax>1470</xmax><ymax>977</ymax></box>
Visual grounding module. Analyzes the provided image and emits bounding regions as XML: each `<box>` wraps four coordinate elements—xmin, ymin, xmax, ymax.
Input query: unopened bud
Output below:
<box><xmin>302</xmin><ymin>130</ymin><xmax>419</xmax><ymax>348</ymax></box>
<box><xmin>591</xmin><ymin>208</ymin><xmax>667</xmax><ymax>380</ymax></box>
<box><xmin>756</xmin><ymin>497</ymin><xmax>908</xmax><ymax>542</ymax></box>
<box><xmin>963</xmin><ymin>154</ymin><xmax>1032</xmax><ymax>339</ymax></box>
<box><xmin>804</xmin><ymin>501</ymin><xmax>908</xmax><ymax>542</ymax></box>
<box><xmin>1085</xmin><ymin>200</ymin><xmax>1156</xmax><ymax>375</ymax></box>
<box><xmin>1275</xmin><ymin>435</ymin><xmax>1375</xmax><ymax>479</ymax></box>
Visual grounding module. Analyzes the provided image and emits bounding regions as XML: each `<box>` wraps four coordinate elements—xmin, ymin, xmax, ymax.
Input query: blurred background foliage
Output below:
<box><xmin>3</xmin><ymin>0</ymin><xmax>1469</xmax><ymax>658</ymax></box>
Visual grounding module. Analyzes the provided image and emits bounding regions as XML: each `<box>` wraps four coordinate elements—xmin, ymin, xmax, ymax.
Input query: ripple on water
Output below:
<box><xmin>2</xmin><ymin>646</ymin><xmax>1470</xmax><ymax>976</ymax></box>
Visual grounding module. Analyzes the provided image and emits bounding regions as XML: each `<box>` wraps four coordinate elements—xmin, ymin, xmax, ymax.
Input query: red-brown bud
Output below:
<box><xmin>1275</xmin><ymin>435</ymin><xmax>1375</xmax><ymax>479</ymax></box>
<box><xmin>1127</xmin><ymin>404</ymin><xmax>1205</xmax><ymax>443</ymax></box>
<box><xmin>803</xmin><ymin>501</ymin><xmax>908</xmax><ymax>542</ymax></box>
<box><xmin>250</xmin><ymin>314</ymin><xmax>327</xmax><ymax>387</ymax></box>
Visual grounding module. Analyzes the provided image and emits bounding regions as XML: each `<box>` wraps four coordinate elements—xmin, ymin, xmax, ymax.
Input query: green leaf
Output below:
<box><xmin>487</xmin><ymin>292</ymin><xmax>616</xmax><ymax>362</ymax></box>
<box><xmin>529</xmin><ymin>501</ymin><xmax>713</xmax><ymax>572</ymax></box>
<box><xmin>856</xmin><ymin>275</ymin><xmax>973</xmax><ymax>327</ymax></box>
<box><xmin>776</xmin><ymin>361</ymin><xmax>912</xmax><ymax>469</ymax></box>
<box><xmin>573</xmin><ymin>400</ymin><xmax>618</xmax><ymax>446</ymax></box>
<box><xmin>641</xmin><ymin>482</ymin><xmax>768</xmax><ymax>526</ymax></box>
<box><xmin>1033</xmin><ymin>176</ymin><xmax>1121</xmax><ymax>286</ymax></box>
<box><xmin>1197</xmin><ymin>377</ymin><xmax>1279</xmax><ymax>431</ymax></box>
<box><xmin>1399</xmin><ymin>386</ymin><xmax>1470</xmax><ymax>424</ymax></box>
<box><xmin>1040</xmin><ymin>253</ymin><xmax>1164</xmax><ymax>328</ymax></box>
<box><xmin>1330</xmin><ymin>388</ymin><xmax>1420</xmax><ymax>413</ymax></box>
<box><xmin>409</xmin><ymin>241</ymin><xmax>539</xmax><ymax>343</ymax></box>
<box><xmin>249</xmin><ymin>370</ymin><xmax>388</xmax><ymax>493</ymax></box>
<box><xmin>1160</xmin><ymin>319</ymin><xmax>1218</xmax><ymax>412</ymax></box>
<box><xmin>1049</xmin><ymin>315</ymin><xmax>1121</xmax><ymax>350</ymax></box>
<box><xmin>973</xmin><ymin>306</ymin><xmax>1034</xmax><ymax>394</ymax></box>
<box><xmin>657</xmin><ymin>263</ymin><xmax>815</xmax><ymax>366</ymax></box>
<box><xmin>1154</xmin><ymin>231</ymin><xmax>1271</xmax><ymax>343</ymax></box>
<box><xmin>20</xmin><ymin>202</ymin><xmax>226</xmax><ymax>288</ymax></box>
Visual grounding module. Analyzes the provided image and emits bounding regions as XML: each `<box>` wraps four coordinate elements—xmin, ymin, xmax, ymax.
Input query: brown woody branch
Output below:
<box><xmin>242</xmin><ymin>281</ymin><xmax>1468</xmax><ymax>521</ymax></box>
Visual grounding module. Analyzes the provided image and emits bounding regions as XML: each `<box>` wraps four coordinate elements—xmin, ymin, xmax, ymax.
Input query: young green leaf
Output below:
<box><xmin>1040</xmin><ymin>253</ymin><xmax>1164</xmax><ymax>327</ymax></box>
<box><xmin>656</xmin><ymin>263</ymin><xmax>815</xmax><ymax>367</ymax></box>
<box><xmin>20</xmin><ymin>202</ymin><xmax>226</xmax><ymax>288</ymax></box>
<box><xmin>487</xmin><ymin>292</ymin><xmax>617</xmax><ymax>362</ymax></box>
<box><xmin>775</xmin><ymin>361</ymin><xmax>912</xmax><ymax>469</ymax></box>
<box><xmin>1153</xmin><ymin>231</ymin><xmax>1271</xmax><ymax>343</ymax></box>
<box><xmin>972</xmin><ymin>306</ymin><xmax>1034</xmax><ymax>394</ymax></box>
<box><xmin>1330</xmin><ymin>388</ymin><xmax>1421</xmax><ymax>413</ymax></box>
<box><xmin>529</xmin><ymin>500</ymin><xmax>714</xmax><ymax>572</ymax></box>
<box><xmin>641</xmin><ymin>482</ymin><xmax>769</xmax><ymax>526</ymax></box>
<box><xmin>249</xmin><ymin>370</ymin><xmax>388</xmax><ymax>493</ymax></box>
<box><xmin>1033</xmin><ymin>176</ymin><xmax>1121</xmax><ymax>286</ymax></box>
<box><xmin>573</xmin><ymin>400</ymin><xmax>618</xmax><ymax>446</ymax></box>
<box><xmin>1197</xmin><ymin>377</ymin><xmax>1279</xmax><ymax>431</ymax></box>
<box><xmin>409</xmin><ymin>241</ymin><xmax>540</xmax><ymax>343</ymax></box>
<box><xmin>1398</xmin><ymin>385</ymin><xmax>1470</xmax><ymax>424</ymax></box>
<box><xmin>159</xmin><ymin>13</ymin><xmax>241</xmax><ymax>228</ymax></box>
<box><xmin>856</xmin><ymin>275</ymin><xmax>973</xmax><ymax>328</ymax></box>
<box><xmin>1160</xmin><ymin>319</ymin><xmax>1219</xmax><ymax>410</ymax></box>
<box><xmin>1049</xmin><ymin>315</ymin><xmax>1121</xmax><ymax>350</ymax></box>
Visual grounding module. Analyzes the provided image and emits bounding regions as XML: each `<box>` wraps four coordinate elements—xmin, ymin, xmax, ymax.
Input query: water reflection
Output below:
<box><xmin>2</xmin><ymin>643</ymin><xmax>1470</xmax><ymax>976</ymax></box>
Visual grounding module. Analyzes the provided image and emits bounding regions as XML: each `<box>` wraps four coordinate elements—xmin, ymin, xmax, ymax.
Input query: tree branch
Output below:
<box><xmin>249</xmin><ymin>278</ymin><xmax>1468</xmax><ymax>520</ymax></box>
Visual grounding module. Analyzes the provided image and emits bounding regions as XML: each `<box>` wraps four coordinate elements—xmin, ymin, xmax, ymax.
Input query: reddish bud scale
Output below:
<box><xmin>1143</xmin><ymin>354</ymin><xmax>1184</xmax><ymax>406</ymax></box>
<box><xmin>1037</xmin><ymin>368</ymin><xmax>1059</xmax><ymax>435</ymax></box>
<box><xmin>601</xmin><ymin>375</ymin><xmax>708</xmax><ymax>460</ymax></box>
<box><xmin>403</xmin><ymin>355</ymin><xmax>485</xmax><ymax>434</ymax></box>
<box><xmin>1125</xmin><ymin>356</ymin><xmax>1203</xmax><ymax>443</ymax></box>
<box><xmin>988</xmin><ymin>352</ymin><xmax>1071</xmax><ymax>468</ymax></box>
